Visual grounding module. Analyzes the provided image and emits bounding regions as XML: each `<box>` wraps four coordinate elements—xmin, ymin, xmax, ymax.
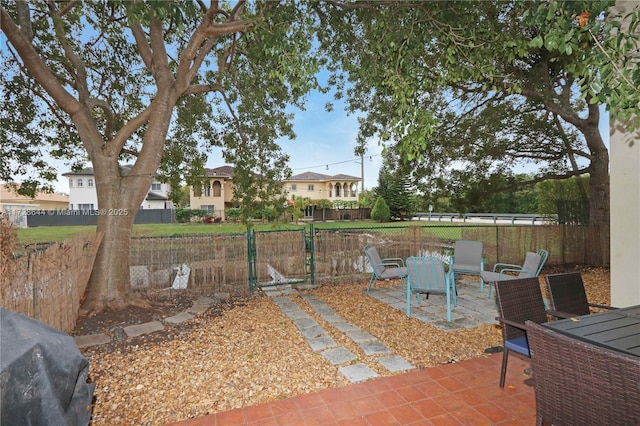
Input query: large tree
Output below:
<box><xmin>1</xmin><ymin>1</ymin><xmax>321</xmax><ymax>314</ymax></box>
<box><xmin>315</xmin><ymin>0</ymin><xmax>640</xmax><ymax>227</ymax></box>
<box><xmin>2</xmin><ymin>1</ymin><xmax>638</xmax><ymax>315</ymax></box>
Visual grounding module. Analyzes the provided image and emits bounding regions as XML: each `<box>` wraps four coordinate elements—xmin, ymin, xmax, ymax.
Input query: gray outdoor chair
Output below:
<box><xmin>450</xmin><ymin>240</ymin><xmax>484</xmax><ymax>292</ymax></box>
<box><xmin>406</xmin><ymin>256</ymin><xmax>457</xmax><ymax>322</ymax></box>
<box><xmin>363</xmin><ymin>245</ymin><xmax>407</xmax><ymax>294</ymax></box>
<box><xmin>481</xmin><ymin>249</ymin><xmax>549</xmax><ymax>297</ymax></box>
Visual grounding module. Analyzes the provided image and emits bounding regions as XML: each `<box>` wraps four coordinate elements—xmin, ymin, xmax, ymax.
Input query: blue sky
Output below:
<box><xmin>50</xmin><ymin>89</ymin><xmax>609</xmax><ymax>194</ymax></box>
<box><xmin>204</xmin><ymin>91</ymin><xmax>385</xmax><ymax>192</ymax></box>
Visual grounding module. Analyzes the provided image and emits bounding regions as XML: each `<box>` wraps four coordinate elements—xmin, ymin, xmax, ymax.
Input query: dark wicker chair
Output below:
<box><xmin>494</xmin><ymin>277</ymin><xmax>548</xmax><ymax>387</ymax></box>
<box><xmin>545</xmin><ymin>271</ymin><xmax>615</xmax><ymax>318</ymax></box>
<box><xmin>525</xmin><ymin>320</ymin><xmax>640</xmax><ymax>426</ymax></box>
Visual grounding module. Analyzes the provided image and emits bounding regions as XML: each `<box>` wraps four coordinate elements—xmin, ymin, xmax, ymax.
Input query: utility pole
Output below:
<box><xmin>360</xmin><ymin>152</ymin><xmax>365</xmax><ymax>194</ymax></box>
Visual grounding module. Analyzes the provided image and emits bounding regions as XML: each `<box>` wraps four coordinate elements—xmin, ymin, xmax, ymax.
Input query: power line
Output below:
<box><xmin>291</xmin><ymin>153</ymin><xmax>381</xmax><ymax>171</ymax></box>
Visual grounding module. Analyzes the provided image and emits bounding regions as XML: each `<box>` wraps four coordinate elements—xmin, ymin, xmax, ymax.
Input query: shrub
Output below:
<box><xmin>371</xmin><ymin>197</ymin><xmax>391</xmax><ymax>222</ymax></box>
<box><xmin>175</xmin><ymin>208</ymin><xmax>208</xmax><ymax>223</ymax></box>
<box><xmin>225</xmin><ymin>208</ymin><xmax>242</xmax><ymax>222</ymax></box>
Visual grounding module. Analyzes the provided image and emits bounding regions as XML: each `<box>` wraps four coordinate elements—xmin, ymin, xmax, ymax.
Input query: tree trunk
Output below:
<box><xmin>79</xmin><ymin>96</ymin><xmax>174</xmax><ymax>314</ymax></box>
<box><xmin>79</xmin><ymin>162</ymin><xmax>152</xmax><ymax>314</ymax></box>
<box><xmin>579</xmin><ymin>104</ymin><xmax>610</xmax><ymax>228</ymax></box>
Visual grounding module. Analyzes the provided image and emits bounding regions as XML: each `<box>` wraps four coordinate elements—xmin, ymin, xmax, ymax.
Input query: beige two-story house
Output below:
<box><xmin>189</xmin><ymin>165</ymin><xmax>235</xmax><ymax>220</ymax></box>
<box><xmin>283</xmin><ymin>171</ymin><xmax>360</xmax><ymax>202</ymax></box>
<box><xmin>189</xmin><ymin>167</ymin><xmax>361</xmax><ymax>221</ymax></box>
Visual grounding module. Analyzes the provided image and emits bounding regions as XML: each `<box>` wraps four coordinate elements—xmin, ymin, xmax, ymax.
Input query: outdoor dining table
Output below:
<box><xmin>543</xmin><ymin>304</ymin><xmax>640</xmax><ymax>357</ymax></box>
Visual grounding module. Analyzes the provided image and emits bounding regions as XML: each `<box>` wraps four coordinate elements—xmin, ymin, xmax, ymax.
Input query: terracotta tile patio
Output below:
<box><xmin>165</xmin><ymin>353</ymin><xmax>536</xmax><ymax>425</ymax></box>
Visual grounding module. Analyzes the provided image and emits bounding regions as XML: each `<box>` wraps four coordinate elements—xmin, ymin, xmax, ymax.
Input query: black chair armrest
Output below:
<box><xmin>495</xmin><ymin>316</ymin><xmax>527</xmax><ymax>331</ymax></box>
<box><xmin>545</xmin><ymin>309</ymin><xmax>574</xmax><ymax>319</ymax></box>
<box><xmin>588</xmin><ymin>303</ymin><xmax>616</xmax><ymax>310</ymax></box>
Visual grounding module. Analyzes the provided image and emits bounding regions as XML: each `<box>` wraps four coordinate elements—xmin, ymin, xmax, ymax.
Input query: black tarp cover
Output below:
<box><xmin>1</xmin><ymin>308</ymin><xmax>94</xmax><ymax>425</ymax></box>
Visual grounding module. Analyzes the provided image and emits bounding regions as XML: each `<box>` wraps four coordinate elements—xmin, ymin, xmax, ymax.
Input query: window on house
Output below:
<box><xmin>328</xmin><ymin>184</ymin><xmax>333</xmax><ymax>197</ymax></box>
<box><xmin>308</xmin><ymin>184</ymin><xmax>314</xmax><ymax>191</ymax></box>
<box><xmin>88</xmin><ymin>179</ymin><xmax>94</xmax><ymax>187</ymax></box>
<box><xmin>151</xmin><ymin>183</ymin><xmax>161</xmax><ymax>191</ymax></box>
<box><xmin>69</xmin><ymin>179</ymin><xmax>73</xmax><ymax>188</ymax></box>
<box><xmin>212</xmin><ymin>181</ymin><xmax>222</xmax><ymax>197</ymax></box>
<box><xmin>193</xmin><ymin>185</ymin><xmax>202</xmax><ymax>197</ymax></box>
<box><xmin>201</xmin><ymin>205</ymin><xmax>215</xmax><ymax>214</ymax></box>
<box><xmin>77</xmin><ymin>179</ymin><xmax>83</xmax><ymax>187</ymax></box>
<box><xmin>204</xmin><ymin>183</ymin><xmax>211</xmax><ymax>197</ymax></box>
<box><xmin>78</xmin><ymin>203</ymin><xmax>94</xmax><ymax>210</ymax></box>
<box><xmin>335</xmin><ymin>183</ymin><xmax>341</xmax><ymax>197</ymax></box>
<box><xmin>291</xmin><ymin>184</ymin><xmax>297</xmax><ymax>191</ymax></box>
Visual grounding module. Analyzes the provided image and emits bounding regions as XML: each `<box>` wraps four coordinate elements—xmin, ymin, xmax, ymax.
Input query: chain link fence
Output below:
<box><xmin>128</xmin><ymin>224</ymin><xmax>608</xmax><ymax>294</ymax></box>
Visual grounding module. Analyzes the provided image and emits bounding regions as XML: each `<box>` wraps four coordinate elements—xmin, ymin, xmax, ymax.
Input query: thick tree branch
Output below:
<box><xmin>46</xmin><ymin>1</ymin><xmax>91</xmax><ymax>101</ymax></box>
<box><xmin>15</xmin><ymin>1</ymin><xmax>32</xmax><ymax>41</ymax></box>
<box><xmin>86</xmin><ymin>98</ymin><xmax>115</xmax><ymax>141</ymax></box>
<box><xmin>1</xmin><ymin>8</ymin><xmax>80</xmax><ymax>116</ymax></box>
<box><xmin>148</xmin><ymin>13</ymin><xmax>172</xmax><ymax>86</ymax></box>
<box><xmin>129</xmin><ymin>17</ymin><xmax>154</xmax><ymax>75</ymax></box>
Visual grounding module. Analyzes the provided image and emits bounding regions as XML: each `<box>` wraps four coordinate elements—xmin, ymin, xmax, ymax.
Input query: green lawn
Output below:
<box><xmin>16</xmin><ymin>220</ymin><xmax>460</xmax><ymax>245</ymax></box>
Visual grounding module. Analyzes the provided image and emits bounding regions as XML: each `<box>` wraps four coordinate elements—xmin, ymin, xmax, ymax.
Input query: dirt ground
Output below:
<box><xmin>74</xmin><ymin>265</ymin><xmax>610</xmax><ymax>425</ymax></box>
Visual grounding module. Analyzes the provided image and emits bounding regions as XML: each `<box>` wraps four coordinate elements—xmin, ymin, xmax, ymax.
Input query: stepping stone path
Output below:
<box><xmin>267</xmin><ymin>285</ymin><xmax>415</xmax><ymax>384</ymax></box>
<box><xmin>73</xmin><ymin>295</ymin><xmax>220</xmax><ymax>349</ymax></box>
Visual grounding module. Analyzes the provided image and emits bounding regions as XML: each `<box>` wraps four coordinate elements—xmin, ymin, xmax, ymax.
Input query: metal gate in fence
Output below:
<box><xmin>248</xmin><ymin>226</ymin><xmax>313</xmax><ymax>291</ymax></box>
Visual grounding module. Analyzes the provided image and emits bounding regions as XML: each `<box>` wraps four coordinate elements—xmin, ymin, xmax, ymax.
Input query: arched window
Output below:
<box><xmin>328</xmin><ymin>184</ymin><xmax>333</xmax><ymax>197</ymax></box>
<box><xmin>77</xmin><ymin>179</ymin><xmax>83</xmax><ymax>187</ymax></box>
<box><xmin>69</xmin><ymin>179</ymin><xmax>73</xmax><ymax>188</ymax></box>
<box><xmin>350</xmin><ymin>183</ymin><xmax>357</xmax><ymax>197</ymax></box>
<box><xmin>335</xmin><ymin>183</ymin><xmax>341</xmax><ymax>197</ymax></box>
<box><xmin>88</xmin><ymin>179</ymin><xmax>94</xmax><ymax>187</ymax></box>
<box><xmin>212</xmin><ymin>181</ymin><xmax>222</xmax><ymax>197</ymax></box>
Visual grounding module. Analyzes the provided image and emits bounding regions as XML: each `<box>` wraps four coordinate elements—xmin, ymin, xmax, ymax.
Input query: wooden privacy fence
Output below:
<box><xmin>0</xmin><ymin>233</ymin><xmax>103</xmax><ymax>333</ymax></box>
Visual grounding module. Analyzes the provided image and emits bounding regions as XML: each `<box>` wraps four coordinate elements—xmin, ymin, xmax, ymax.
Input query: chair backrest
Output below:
<box><xmin>525</xmin><ymin>320</ymin><xmax>640</xmax><ymax>425</ymax></box>
<box><xmin>535</xmin><ymin>249</ymin><xmax>549</xmax><ymax>275</ymax></box>
<box><xmin>406</xmin><ymin>256</ymin><xmax>449</xmax><ymax>293</ymax></box>
<box><xmin>545</xmin><ymin>272</ymin><xmax>591</xmax><ymax>316</ymax></box>
<box><xmin>453</xmin><ymin>240</ymin><xmax>483</xmax><ymax>270</ymax></box>
<box><xmin>518</xmin><ymin>252</ymin><xmax>543</xmax><ymax>278</ymax></box>
<box><xmin>495</xmin><ymin>277</ymin><xmax>548</xmax><ymax>343</ymax></box>
<box><xmin>364</xmin><ymin>245</ymin><xmax>385</xmax><ymax>276</ymax></box>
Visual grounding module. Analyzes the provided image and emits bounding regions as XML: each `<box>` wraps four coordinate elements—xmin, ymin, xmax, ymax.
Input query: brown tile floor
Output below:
<box><xmin>165</xmin><ymin>353</ymin><xmax>536</xmax><ymax>426</ymax></box>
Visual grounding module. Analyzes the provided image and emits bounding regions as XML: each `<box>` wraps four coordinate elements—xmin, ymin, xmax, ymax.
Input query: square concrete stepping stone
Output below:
<box><xmin>299</xmin><ymin>325</ymin><xmax>326</xmax><ymax>339</ymax></box>
<box><xmin>263</xmin><ymin>289</ymin><xmax>282</xmax><ymax>297</ymax></box>
<box><xmin>283</xmin><ymin>309</ymin><xmax>309</xmax><ymax>320</ymax></box>
<box><xmin>322</xmin><ymin>347</ymin><xmax>357</xmax><ymax>365</ymax></box>
<box><xmin>274</xmin><ymin>301</ymin><xmax>299</xmax><ymax>312</ymax></box>
<box><xmin>339</xmin><ymin>363</ymin><xmax>378</xmax><ymax>383</ymax></box>
<box><xmin>124</xmin><ymin>321</ymin><xmax>164</xmax><ymax>337</ymax></box>
<box><xmin>193</xmin><ymin>296</ymin><xmax>216</xmax><ymax>306</ymax></box>
<box><xmin>332</xmin><ymin>322</ymin><xmax>360</xmax><ymax>333</ymax></box>
<box><xmin>319</xmin><ymin>314</ymin><xmax>344</xmax><ymax>324</ymax></box>
<box><xmin>187</xmin><ymin>304</ymin><xmax>210</xmax><ymax>315</ymax></box>
<box><xmin>214</xmin><ymin>292</ymin><xmax>230</xmax><ymax>299</ymax></box>
<box><xmin>294</xmin><ymin>317</ymin><xmax>320</xmax><ymax>329</ymax></box>
<box><xmin>164</xmin><ymin>312</ymin><xmax>195</xmax><ymax>324</ymax></box>
<box><xmin>345</xmin><ymin>330</ymin><xmax>376</xmax><ymax>342</ymax></box>
<box><xmin>74</xmin><ymin>333</ymin><xmax>111</xmax><ymax>348</ymax></box>
<box><xmin>377</xmin><ymin>355</ymin><xmax>415</xmax><ymax>372</ymax></box>
<box><xmin>358</xmin><ymin>341</ymin><xmax>391</xmax><ymax>356</ymax></box>
<box><xmin>307</xmin><ymin>336</ymin><xmax>337</xmax><ymax>352</ymax></box>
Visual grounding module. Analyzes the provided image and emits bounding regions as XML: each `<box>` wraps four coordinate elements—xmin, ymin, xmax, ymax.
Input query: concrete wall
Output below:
<box><xmin>610</xmin><ymin>1</ymin><xmax>640</xmax><ymax>307</ymax></box>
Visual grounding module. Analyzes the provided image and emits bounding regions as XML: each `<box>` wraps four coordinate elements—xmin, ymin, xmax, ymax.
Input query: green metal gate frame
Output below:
<box><xmin>247</xmin><ymin>224</ymin><xmax>315</xmax><ymax>292</ymax></box>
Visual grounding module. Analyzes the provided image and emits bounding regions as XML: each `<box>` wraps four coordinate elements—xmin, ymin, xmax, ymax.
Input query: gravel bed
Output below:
<box><xmin>79</xmin><ymin>267</ymin><xmax>610</xmax><ymax>425</ymax></box>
